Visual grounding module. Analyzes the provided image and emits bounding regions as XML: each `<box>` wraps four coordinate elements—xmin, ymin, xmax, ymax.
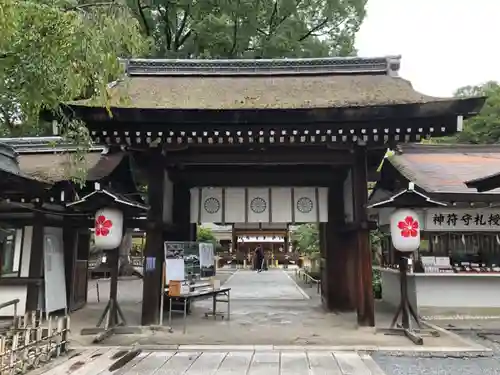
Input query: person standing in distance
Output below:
<box><xmin>255</xmin><ymin>245</ymin><xmax>264</xmax><ymax>273</ymax></box>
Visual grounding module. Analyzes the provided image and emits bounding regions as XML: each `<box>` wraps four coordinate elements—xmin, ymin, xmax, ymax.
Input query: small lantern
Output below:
<box><xmin>94</xmin><ymin>207</ymin><xmax>123</xmax><ymax>249</ymax></box>
<box><xmin>390</xmin><ymin>208</ymin><xmax>420</xmax><ymax>252</ymax></box>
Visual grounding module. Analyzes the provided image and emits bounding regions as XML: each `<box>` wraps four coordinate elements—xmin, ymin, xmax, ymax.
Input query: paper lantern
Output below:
<box><xmin>390</xmin><ymin>209</ymin><xmax>420</xmax><ymax>252</ymax></box>
<box><xmin>94</xmin><ymin>208</ymin><xmax>123</xmax><ymax>250</ymax></box>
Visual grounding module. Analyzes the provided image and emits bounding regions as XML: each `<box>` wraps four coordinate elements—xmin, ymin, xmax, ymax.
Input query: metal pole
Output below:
<box><xmin>159</xmin><ymin>262</ymin><xmax>165</xmax><ymax>326</ymax></box>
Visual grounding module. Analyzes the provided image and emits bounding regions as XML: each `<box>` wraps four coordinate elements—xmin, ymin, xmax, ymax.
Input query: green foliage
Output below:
<box><xmin>197</xmin><ymin>226</ymin><xmax>217</xmax><ymax>243</ymax></box>
<box><xmin>126</xmin><ymin>0</ymin><xmax>367</xmax><ymax>58</ymax></box>
<box><xmin>292</xmin><ymin>223</ymin><xmax>319</xmax><ymax>255</ymax></box>
<box><xmin>430</xmin><ymin>81</ymin><xmax>500</xmax><ymax>144</ymax></box>
<box><xmin>0</xmin><ymin>0</ymin><xmax>149</xmax><ymax>138</ymax></box>
<box><xmin>454</xmin><ymin>82</ymin><xmax>500</xmax><ymax>144</ymax></box>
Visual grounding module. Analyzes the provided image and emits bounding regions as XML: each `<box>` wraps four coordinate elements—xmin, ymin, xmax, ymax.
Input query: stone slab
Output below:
<box><xmin>44</xmin><ymin>350</ymin><xmax>389</xmax><ymax>374</ymax></box>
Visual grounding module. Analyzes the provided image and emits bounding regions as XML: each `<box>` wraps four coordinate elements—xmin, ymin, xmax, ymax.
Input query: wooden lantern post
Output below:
<box><xmin>369</xmin><ymin>182</ymin><xmax>447</xmax><ymax>345</ymax></box>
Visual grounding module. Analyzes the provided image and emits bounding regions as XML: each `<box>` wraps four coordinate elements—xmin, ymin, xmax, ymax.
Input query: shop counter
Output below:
<box><xmin>377</xmin><ymin>267</ymin><xmax>500</xmax><ymax>313</ymax></box>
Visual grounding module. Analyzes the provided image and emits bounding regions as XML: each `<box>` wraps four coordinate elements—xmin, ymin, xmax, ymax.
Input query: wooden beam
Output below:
<box><xmin>170</xmin><ymin>167</ymin><xmax>347</xmax><ymax>187</ymax></box>
<box><xmin>164</xmin><ymin>148</ymin><xmax>355</xmax><ymax>166</ymax></box>
<box><xmin>25</xmin><ymin>211</ymin><xmax>44</xmax><ymax>312</ymax></box>
<box><xmin>171</xmin><ymin>183</ymin><xmax>195</xmax><ymax>241</ymax></box>
<box><xmin>141</xmin><ymin>151</ymin><xmax>165</xmax><ymax>326</ymax></box>
<box><xmin>322</xmin><ymin>183</ymin><xmax>356</xmax><ymax>311</ymax></box>
<box><xmin>353</xmin><ymin>146</ymin><xmax>375</xmax><ymax>327</ymax></box>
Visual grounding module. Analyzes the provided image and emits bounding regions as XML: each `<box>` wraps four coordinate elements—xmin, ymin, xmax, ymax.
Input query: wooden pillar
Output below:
<box><xmin>26</xmin><ymin>211</ymin><xmax>44</xmax><ymax>312</ymax></box>
<box><xmin>231</xmin><ymin>225</ymin><xmax>237</xmax><ymax>253</ymax></box>
<box><xmin>353</xmin><ymin>146</ymin><xmax>375</xmax><ymax>327</ymax></box>
<box><xmin>172</xmin><ymin>183</ymin><xmax>195</xmax><ymax>241</ymax></box>
<box><xmin>141</xmin><ymin>153</ymin><xmax>165</xmax><ymax>326</ymax></box>
<box><xmin>74</xmin><ymin>229</ymin><xmax>90</xmax><ymax>310</ymax></box>
<box><xmin>63</xmin><ymin>222</ymin><xmax>77</xmax><ymax>311</ymax></box>
<box><xmin>322</xmin><ymin>183</ymin><xmax>355</xmax><ymax>311</ymax></box>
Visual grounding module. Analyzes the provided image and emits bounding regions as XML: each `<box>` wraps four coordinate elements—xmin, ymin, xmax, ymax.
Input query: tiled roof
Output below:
<box><xmin>387</xmin><ymin>144</ymin><xmax>500</xmax><ymax>194</ymax></box>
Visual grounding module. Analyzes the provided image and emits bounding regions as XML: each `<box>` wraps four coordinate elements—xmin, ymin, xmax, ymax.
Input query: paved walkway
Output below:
<box><xmin>225</xmin><ymin>269</ymin><xmax>309</xmax><ymax>300</ymax></box>
<box><xmin>45</xmin><ymin>348</ymin><xmax>388</xmax><ymax>374</ymax></box>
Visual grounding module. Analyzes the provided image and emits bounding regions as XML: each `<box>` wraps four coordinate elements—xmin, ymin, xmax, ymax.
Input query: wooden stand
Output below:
<box><xmin>80</xmin><ymin>247</ymin><xmax>140</xmax><ymax>342</ymax></box>
<box><xmin>379</xmin><ymin>253</ymin><xmax>438</xmax><ymax>345</ymax></box>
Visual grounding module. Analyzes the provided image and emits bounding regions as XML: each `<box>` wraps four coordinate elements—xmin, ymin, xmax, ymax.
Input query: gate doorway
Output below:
<box><xmin>58</xmin><ymin>56</ymin><xmax>485</xmax><ymax>332</ymax></box>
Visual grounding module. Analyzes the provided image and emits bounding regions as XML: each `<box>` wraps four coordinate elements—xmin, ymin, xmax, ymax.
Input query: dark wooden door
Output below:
<box><xmin>70</xmin><ymin>260</ymin><xmax>88</xmax><ymax>311</ymax></box>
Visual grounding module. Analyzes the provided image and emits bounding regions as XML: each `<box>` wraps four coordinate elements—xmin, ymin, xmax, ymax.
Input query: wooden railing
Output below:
<box><xmin>0</xmin><ymin>308</ymin><xmax>70</xmax><ymax>374</ymax></box>
<box><xmin>0</xmin><ymin>299</ymin><xmax>20</xmax><ymax>333</ymax></box>
<box><xmin>295</xmin><ymin>268</ymin><xmax>321</xmax><ymax>294</ymax></box>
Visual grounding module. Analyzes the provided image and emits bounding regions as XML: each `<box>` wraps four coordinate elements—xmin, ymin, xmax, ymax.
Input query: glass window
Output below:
<box><xmin>0</xmin><ymin>228</ymin><xmax>19</xmax><ymax>277</ymax></box>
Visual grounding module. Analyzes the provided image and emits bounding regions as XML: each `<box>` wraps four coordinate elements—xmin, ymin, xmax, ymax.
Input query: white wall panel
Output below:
<box><xmin>318</xmin><ymin>187</ymin><xmax>328</xmax><ymax>223</ymax></box>
<box><xmin>200</xmin><ymin>187</ymin><xmax>223</xmax><ymax>223</ymax></box>
<box><xmin>271</xmin><ymin>188</ymin><xmax>292</xmax><ymax>223</ymax></box>
<box><xmin>191</xmin><ymin>187</ymin><xmax>329</xmax><ymax>223</ymax></box>
<box><xmin>247</xmin><ymin>188</ymin><xmax>270</xmax><ymax>223</ymax></box>
<box><xmin>293</xmin><ymin>187</ymin><xmax>318</xmax><ymax>223</ymax></box>
<box><xmin>225</xmin><ymin>188</ymin><xmax>245</xmax><ymax>223</ymax></box>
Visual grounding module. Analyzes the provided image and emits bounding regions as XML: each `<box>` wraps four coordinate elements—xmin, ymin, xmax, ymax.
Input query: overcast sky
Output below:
<box><xmin>355</xmin><ymin>0</ymin><xmax>499</xmax><ymax>97</ymax></box>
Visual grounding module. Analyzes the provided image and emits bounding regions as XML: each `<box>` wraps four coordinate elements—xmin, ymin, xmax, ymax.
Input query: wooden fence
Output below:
<box><xmin>0</xmin><ymin>301</ymin><xmax>70</xmax><ymax>375</ymax></box>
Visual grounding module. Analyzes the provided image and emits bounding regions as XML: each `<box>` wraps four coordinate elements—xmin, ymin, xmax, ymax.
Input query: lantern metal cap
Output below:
<box><xmin>368</xmin><ymin>182</ymin><xmax>447</xmax><ymax>209</ymax></box>
<box><xmin>67</xmin><ymin>188</ymin><xmax>148</xmax><ymax>213</ymax></box>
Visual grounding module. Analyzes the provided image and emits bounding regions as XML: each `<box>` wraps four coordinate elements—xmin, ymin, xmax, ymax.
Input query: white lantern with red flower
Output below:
<box><xmin>390</xmin><ymin>208</ymin><xmax>421</xmax><ymax>252</ymax></box>
<box><xmin>94</xmin><ymin>208</ymin><xmax>123</xmax><ymax>250</ymax></box>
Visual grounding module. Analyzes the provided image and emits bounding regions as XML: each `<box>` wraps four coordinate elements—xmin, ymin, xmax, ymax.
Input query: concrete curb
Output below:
<box><xmin>70</xmin><ymin>344</ymin><xmax>493</xmax><ymax>355</ymax></box>
<box><xmin>420</xmin><ymin>320</ymin><xmax>489</xmax><ymax>351</ymax></box>
<box><xmin>283</xmin><ymin>269</ymin><xmax>311</xmax><ymax>300</ymax></box>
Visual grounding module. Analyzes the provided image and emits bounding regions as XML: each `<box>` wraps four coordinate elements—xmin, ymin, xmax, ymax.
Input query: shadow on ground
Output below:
<box><xmin>69</xmin><ymin>269</ymin><xmax>483</xmax><ymax>349</ymax></box>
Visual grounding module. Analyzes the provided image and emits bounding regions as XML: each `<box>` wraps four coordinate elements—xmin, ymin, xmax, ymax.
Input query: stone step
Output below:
<box><xmin>42</xmin><ymin>350</ymin><xmax>387</xmax><ymax>375</ymax></box>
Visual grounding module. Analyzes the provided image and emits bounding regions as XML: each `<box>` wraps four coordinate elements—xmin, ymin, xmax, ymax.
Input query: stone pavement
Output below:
<box><xmin>224</xmin><ymin>269</ymin><xmax>310</xmax><ymax>300</ymax></box>
<box><xmin>41</xmin><ymin>348</ymin><xmax>389</xmax><ymax>374</ymax></box>
<box><xmin>68</xmin><ymin>269</ymin><xmax>486</xmax><ymax>348</ymax></box>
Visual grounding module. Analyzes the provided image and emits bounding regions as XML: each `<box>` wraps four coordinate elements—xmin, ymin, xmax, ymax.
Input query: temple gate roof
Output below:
<box><xmin>68</xmin><ymin>56</ymin><xmax>483</xmax><ymax>113</ymax></box>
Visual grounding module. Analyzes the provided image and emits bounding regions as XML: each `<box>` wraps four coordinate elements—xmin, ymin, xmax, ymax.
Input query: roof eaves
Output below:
<box><xmin>123</xmin><ymin>56</ymin><xmax>401</xmax><ymax>77</ymax></box>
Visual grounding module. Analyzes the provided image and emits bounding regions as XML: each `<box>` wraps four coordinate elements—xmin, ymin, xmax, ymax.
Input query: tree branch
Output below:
<box><xmin>268</xmin><ymin>0</ymin><xmax>278</xmax><ymax>33</ymax></box>
<box><xmin>159</xmin><ymin>5</ymin><xmax>172</xmax><ymax>50</ymax></box>
<box><xmin>229</xmin><ymin>0</ymin><xmax>241</xmax><ymax>57</ymax></box>
<box><xmin>65</xmin><ymin>2</ymin><xmax>123</xmax><ymax>12</ymax></box>
<box><xmin>0</xmin><ymin>107</ymin><xmax>14</xmax><ymax>131</ymax></box>
<box><xmin>136</xmin><ymin>0</ymin><xmax>151</xmax><ymax>37</ymax></box>
<box><xmin>298</xmin><ymin>18</ymin><xmax>329</xmax><ymax>41</ymax></box>
<box><xmin>173</xmin><ymin>6</ymin><xmax>190</xmax><ymax>51</ymax></box>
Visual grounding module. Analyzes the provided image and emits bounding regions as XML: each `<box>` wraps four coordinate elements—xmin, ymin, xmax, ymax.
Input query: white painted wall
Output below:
<box><xmin>191</xmin><ymin>187</ymin><xmax>328</xmax><ymax>223</ymax></box>
<box><xmin>0</xmin><ymin>226</ymin><xmax>33</xmax><ymax>316</ymax></box>
<box><xmin>416</xmin><ymin>274</ymin><xmax>500</xmax><ymax>308</ymax></box>
<box><xmin>379</xmin><ymin>268</ymin><xmax>418</xmax><ymax>312</ymax></box>
<box><xmin>42</xmin><ymin>227</ymin><xmax>66</xmax><ymax>314</ymax></box>
<box><xmin>380</xmin><ymin>268</ymin><xmax>500</xmax><ymax>312</ymax></box>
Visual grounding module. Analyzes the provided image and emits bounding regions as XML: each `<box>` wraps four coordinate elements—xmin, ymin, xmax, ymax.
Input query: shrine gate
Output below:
<box><xmin>58</xmin><ymin>56</ymin><xmax>485</xmax><ymax>326</ymax></box>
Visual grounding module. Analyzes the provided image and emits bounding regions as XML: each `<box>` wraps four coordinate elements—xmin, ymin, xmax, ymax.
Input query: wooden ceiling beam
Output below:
<box><xmin>164</xmin><ymin>148</ymin><xmax>354</xmax><ymax>166</ymax></box>
<box><xmin>169</xmin><ymin>167</ymin><xmax>346</xmax><ymax>187</ymax></box>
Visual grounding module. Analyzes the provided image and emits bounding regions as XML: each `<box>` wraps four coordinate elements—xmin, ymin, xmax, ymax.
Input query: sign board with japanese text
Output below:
<box><xmin>425</xmin><ymin>208</ymin><xmax>500</xmax><ymax>231</ymax></box>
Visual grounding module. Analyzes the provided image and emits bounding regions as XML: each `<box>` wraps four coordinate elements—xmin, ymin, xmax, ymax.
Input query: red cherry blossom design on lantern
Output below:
<box><xmin>95</xmin><ymin>215</ymin><xmax>113</xmax><ymax>237</ymax></box>
<box><xmin>397</xmin><ymin>216</ymin><xmax>419</xmax><ymax>238</ymax></box>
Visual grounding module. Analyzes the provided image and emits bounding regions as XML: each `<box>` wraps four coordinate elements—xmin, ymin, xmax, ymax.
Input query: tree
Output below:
<box><xmin>197</xmin><ymin>226</ymin><xmax>217</xmax><ymax>243</ymax></box>
<box><xmin>0</xmin><ymin>0</ymin><xmax>149</xmax><ymax>138</ymax></box>
<box><xmin>291</xmin><ymin>223</ymin><xmax>319</xmax><ymax>255</ymax></box>
<box><xmin>126</xmin><ymin>0</ymin><xmax>367</xmax><ymax>59</ymax></box>
<box><xmin>454</xmin><ymin>82</ymin><xmax>500</xmax><ymax>144</ymax></box>
<box><xmin>431</xmin><ymin>81</ymin><xmax>500</xmax><ymax>144</ymax></box>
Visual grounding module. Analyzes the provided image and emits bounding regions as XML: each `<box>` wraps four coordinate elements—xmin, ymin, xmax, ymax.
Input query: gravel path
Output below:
<box><xmin>373</xmin><ymin>331</ymin><xmax>500</xmax><ymax>375</ymax></box>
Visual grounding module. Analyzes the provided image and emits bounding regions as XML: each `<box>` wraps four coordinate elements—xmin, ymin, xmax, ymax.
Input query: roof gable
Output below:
<box><xmin>386</xmin><ymin>144</ymin><xmax>500</xmax><ymax>195</ymax></box>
